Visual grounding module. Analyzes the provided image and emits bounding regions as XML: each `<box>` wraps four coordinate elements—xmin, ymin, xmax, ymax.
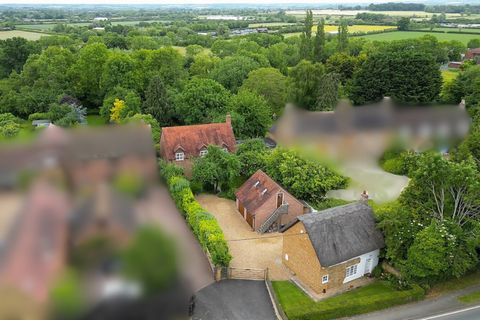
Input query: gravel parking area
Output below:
<box><xmin>196</xmin><ymin>194</ymin><xmax>289</xmax><ymax>280</ymax></box>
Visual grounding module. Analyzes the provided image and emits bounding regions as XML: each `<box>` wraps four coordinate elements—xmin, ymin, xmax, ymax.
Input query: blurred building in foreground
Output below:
<box><xmin>271</xmin><ymin>99</ymin><xmax>470</xmax><ymax>162</ymax></box>
<box><xmin>0</xmin><ymin>124</ymin><xmax>158</xmax><ymax>319</ymax></box>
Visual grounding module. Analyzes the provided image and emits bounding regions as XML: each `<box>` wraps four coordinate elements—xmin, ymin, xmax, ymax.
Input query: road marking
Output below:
<box><xmin>415</xmin><ymin>304</ymin><xmax>480</xmax><ymax>320</ymax></box>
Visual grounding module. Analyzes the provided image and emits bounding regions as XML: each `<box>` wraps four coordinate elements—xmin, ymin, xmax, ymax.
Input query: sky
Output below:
<box><xmin>0</xmin><ymin>0</ymin><xmax>424</xmax><ymax>4</ymax></box>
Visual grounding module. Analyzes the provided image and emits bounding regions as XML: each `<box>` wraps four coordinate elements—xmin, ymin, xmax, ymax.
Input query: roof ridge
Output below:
<box><xmin>163</xmin><ymin>122</ymin><xmax>229</xmax><ymax>130</ymax></box>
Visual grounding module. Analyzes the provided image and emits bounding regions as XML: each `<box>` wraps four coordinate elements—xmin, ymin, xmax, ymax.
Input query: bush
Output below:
<box><xmin>49</xmin><ymin>268</ymin><xmax>85</xmax><ymax>320</ymax></box>
<box><xmin>161</xmin><ymin>170</ymin><xmax>232</xmax><ymax>267</ymax></box>
<box><xmin>158</xmin><ymin>160</ymin><xmax>184</xmax><ymax>182</ymax></box>
<box><xmin>382</xmin><ymin>158</ymin><xmax>405</xmax><ymax>175</ymax></box>
<box><xmin>0</xmin><ymin>113</ymin><xmax>20</xmax><ymax>138</ymax></box>
<box><xmin>380</xmin><ymin>149</ymin><xmax>418</xmax><ymax>176</ymax></box>
<box><xmin>28</xmin><ymin>112</ymin><xmax>50</xmax><ymax>121</ymax></box>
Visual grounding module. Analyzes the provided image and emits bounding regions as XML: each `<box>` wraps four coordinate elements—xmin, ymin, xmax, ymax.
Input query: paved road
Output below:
<box><xmin>416</xmin><ymin>305</ymin><xmax>480</xmax><ymax>320</ymax></box>
<box><xmin>349</xmin><ymin>284</ymin><xmax>480</xmax><ymax>320</ymax></box>
<box><xmin>193</xmin><ymin>280</ymin><xmax>276</xmax><ymax>320</ymax></box>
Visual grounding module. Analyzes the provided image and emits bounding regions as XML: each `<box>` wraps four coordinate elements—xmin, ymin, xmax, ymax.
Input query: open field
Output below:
<box><xmin>359</xmin><ymin>31</ymin><xmax>480</xmax><ymax>44</ymax></box>
<box><xmin>18</xmin><ymin>20</ymin><xmax>165</xmax><ymax>31</ymax></box>
<box><xmin>419</xmin><ymin>27</ymin><xmax>480</xmax><ymax>33</ymax></box>
<box><xmin>172</xmin><ymin>45</ymin><xmax>211</xmax><ymax>56</ymax></box>
<box><xmin>284</xmin><ymin>24</ymin><xmax>396</xmax><ymax>38</ymax></box>
<box><xmin>0</xmin><ymin>30</ymin><xmax>48</xmax><ymax>40</ymax></box>
<box><xmin>286</xmin><ymin>9</ymin><xmax>465</xmax><ymax>18</ymax></box>
<box><xmin>248</xmin><ymin>22</ymin><xmax>296</xmax><ymax>28</ymax></box>
<box><xmin>320</xmin><ymin>25</ymin><xmax>395</xmax><ymax>33</ymax></box>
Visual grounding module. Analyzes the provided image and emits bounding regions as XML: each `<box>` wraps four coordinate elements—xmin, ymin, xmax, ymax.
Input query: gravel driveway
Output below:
<box><xmin>196</xmin><ymin>194</ymin><xmax>289</xmax><ymax>280</ymax></box>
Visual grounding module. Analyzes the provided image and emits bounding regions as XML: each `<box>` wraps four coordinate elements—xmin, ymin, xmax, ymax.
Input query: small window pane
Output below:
<box><xmin>322</xmin><ymin>275</ymin><xmax>329</xmax><ymax>284</ymax></box>
<box><xmin>175</xmin><ymin>152</ymin><xmax>184</xmax><ymax>161</ymax></box>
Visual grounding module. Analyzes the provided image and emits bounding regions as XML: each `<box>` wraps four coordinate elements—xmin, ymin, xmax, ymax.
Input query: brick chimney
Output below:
<box><xmin>226</xmin><ymin>113</ymin><xmax>231</xmax><ymax>126</ymax></box>
<box><xmin>360</xmin><ymin>190</ymin><xmax>369</xmax><ymax>202</ymax></box>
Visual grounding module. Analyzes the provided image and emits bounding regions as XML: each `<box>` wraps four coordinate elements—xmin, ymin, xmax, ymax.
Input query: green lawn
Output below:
<box><xmin>419</xmin><ymin>27</ymin><xmax>480</xmax><ymax>34</ymax></box>
<box><xmin>359</xmin><ymin>31</ymin><xmax>480</xmax><ymax>45</ymax></box>
<box><xmin>458</xmin><ymin>290</ymin><xmax>480</xmax><ymax>303</ymax></box>
<box><xmin>272</xmin><ymin>280</ymin><xmax>424</xmax><ymax>320</ymax></box>
<box><xmin>86</xmin><ymin>115</ymin><xmax>106</xmax><ymax>126</ymax></box>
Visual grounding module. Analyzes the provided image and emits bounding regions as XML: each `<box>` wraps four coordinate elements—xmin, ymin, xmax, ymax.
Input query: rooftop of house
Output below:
<box><xmin>70</xmin><ymin>185</ymin><xmax>137</xmax><ymax>241</ymax></box>
<box><xmin>294</xmin><ymin>202</ymin><xmax>384</xmax><ymax>267</ymax></box>
<box><xmin>235</xmin><ymin>169</ymin><xmax>298</xmax><ymax>214</ymax></box>
<box><xmin>273</xmin><ymin>99</ymin><xmax>469</xmax><ymax>137</ymax></box>
<box><xmin>160</xmin><ymin>115</ymin><xmax>236</xmax><ymax>160</ymax></box>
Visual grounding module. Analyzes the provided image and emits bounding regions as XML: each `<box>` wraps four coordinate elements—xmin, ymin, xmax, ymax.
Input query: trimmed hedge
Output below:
<box><xmin>159</xmin><ymin>161</ymin><xmax>232</xmax><ymax>267</ymax></box>
<box><xmin>273</xmin><ymin>280</ymin><xmax>425</xmax><ymax>320</ymax></box>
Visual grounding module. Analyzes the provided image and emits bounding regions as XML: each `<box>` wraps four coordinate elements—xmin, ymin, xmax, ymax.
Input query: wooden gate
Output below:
<box><xmin>228</xmin><ymin>267</ymin><xmax>267</xmax><ymax>280</ymax></box>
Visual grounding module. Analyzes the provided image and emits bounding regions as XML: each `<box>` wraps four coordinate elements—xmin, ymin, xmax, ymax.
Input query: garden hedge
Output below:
<box><xmin>159</xmin><ymin>161</ymin><xmax>232</xmax><ymax>267</ymax></box>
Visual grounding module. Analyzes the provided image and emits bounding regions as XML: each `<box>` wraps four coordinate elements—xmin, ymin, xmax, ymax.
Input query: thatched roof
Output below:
<box><xmin>297</xmin><ymin>202</ymin><xmax>384</xmax><ymax>267</ymax></box>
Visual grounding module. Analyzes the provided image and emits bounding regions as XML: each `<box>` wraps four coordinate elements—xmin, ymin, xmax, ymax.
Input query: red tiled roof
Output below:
<box><xmin>160</xmin><ymin>118</ymin><xmax>236</xmax><ymax>160</ymax></box>
<box><xmin>235</xmin><ymin>170</ymin><xmax>298</xmax><ymax>214</ymax></box>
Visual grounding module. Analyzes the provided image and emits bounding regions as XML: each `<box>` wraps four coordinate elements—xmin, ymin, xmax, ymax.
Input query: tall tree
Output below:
<box><xmin>0</xmin><ymin>37</ymin><xmax>39</xmax><ymax>78</ymax></box>
<box><xmin>313</xmin><ymin>18</ymin><xmax>326</xmax><ymax>62</ymax></box>
<box><xmin>240</xmin><ymin>67</ymin><xmax>287</xmax><ymax>115</ymax></box>
<box><xmin>315</xmin><ymin>72</ymin><xmax>340</xmax><ymax>111</ymax></box>
<box><xmin>192</xmin><ymin>145</ymin><xmax>241</xmax><ymax>193</ymax></box>
<box><xmin>69</xmin><ymin>42</ymin><xmax>109</xmax><ymax>107</ymax></box>
<box><xmin>337</xmin><ymin>20</ymin><xmax>349</xmax><ymax>52</ymax></box>
<box><xmin>142</xmin><ymin>75</ymin><xmax>174</xmax><ymax>126</ymax></box>
<box><xmin>299</xmin><ymin>10</ymin><xmax>314</xmax><ymax>60</ymax></box>
<box><xmin>175</xmin><ymin>77</ymin><xmax>231</xmax><ymax>124</ymax></box>
<box><xmin>288</xmin><ymin>60</ymin><xmax>325</xmax><ymax>110</ymax></box>
<box><xmin>228</xmin><ymin>91</ymin><xmax>272</xmax><ymax>138</ymax></box>
<box><xmin>210</xmin><ymin>55</ymin><xmax>260</xmax><ymax>93</ymax></box>
<box><xmin>349</xmin><ymin>49</ymin><xmax>442</xmax><ymax>105</ymax></box>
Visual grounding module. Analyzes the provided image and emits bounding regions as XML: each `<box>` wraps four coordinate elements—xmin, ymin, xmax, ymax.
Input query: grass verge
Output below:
<box><xmin>428</xmin><ymin>269</ymin><xmax>480</xmax><ymax>298</ymax></box>
<box><xmin>272</xmin><ymin>280</ymin><xmax>424</xmax><ymax>320</ymax></box>
<box><xmin>458</xmin><ymin>290</ymin><xmax>480</xmax><ymax>304</ymax></box>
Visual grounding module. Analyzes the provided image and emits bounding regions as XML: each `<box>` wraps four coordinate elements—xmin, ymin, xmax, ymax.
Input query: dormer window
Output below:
<box><xmin>175</xmin><ymin>151</ymin><xmax>184</xmax><ymax>161</ymax></box>
<box><xmin>199</xmin><ymin>149</ymin><xmax>208</xmax><ymax>157</ymax></box>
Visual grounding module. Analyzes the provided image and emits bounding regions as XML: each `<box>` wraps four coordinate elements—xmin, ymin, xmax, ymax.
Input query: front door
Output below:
<box><xmin>277</xmin><ymin>193</ymin><xmax>284</xmax><ymax>208</ymax></box>
<box><xmin>365</xmin><ymin>257</ymin><xmax>372</xmax><ymax>274</ymax></box>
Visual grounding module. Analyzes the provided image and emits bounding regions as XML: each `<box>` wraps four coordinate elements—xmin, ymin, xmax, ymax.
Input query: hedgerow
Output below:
<box><xmin>159</xmin><ymin>160</ymin><xmax>232</xmax><ymax>267</ymax></box>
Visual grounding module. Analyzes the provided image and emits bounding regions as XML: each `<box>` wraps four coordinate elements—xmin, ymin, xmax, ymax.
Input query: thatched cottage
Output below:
<box><xmin>282</xmin><ymin>202</ymin><xmax>384</xmax><ymax>295</ymax></box>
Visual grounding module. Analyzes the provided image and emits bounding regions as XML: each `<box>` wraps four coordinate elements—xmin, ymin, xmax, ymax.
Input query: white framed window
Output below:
<box><xmin>223</xmin><ymin>147</ymin><xmax>228</xmax><ymax>152</ymax></box>
<box><xmin>322</xmin><ymin>275</ymin><xmax>329</xmax><ymax>284</ymax></box>
<box><xmin>345</xmin><ymin>264</ymin><xmax>358</xmax><ymax>278</ymax></box>
<box><xmin>199</xmin><ymin>149</ymin><xmax>208</xmax><ymax>157</ymax></box>
<box><xmin>175</xmin><ymin>152</ymin><xmax>184</xmax><ymax>161</ymax></box>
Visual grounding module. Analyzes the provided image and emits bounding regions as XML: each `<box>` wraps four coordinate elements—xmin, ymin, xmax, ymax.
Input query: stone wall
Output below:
<box><xmin>283</xmin><ymin>221</ymin><xmax>365</xmax><ymax>295</ymax></box>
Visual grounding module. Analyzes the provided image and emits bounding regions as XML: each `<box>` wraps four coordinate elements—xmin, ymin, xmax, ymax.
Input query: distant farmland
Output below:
<box><xmin>18</xmin><ymin>20</ymin><xmax>166</xmax><ymax>31</ymax></box>
<box><xmin>0</xmin><ymin>30</ymin><xmax>48</xmax><ymax>40</ymax></box>
<box><xmin>284</xmin><ymin>24</ymin><xmax>396</xmax><ymax>38</ymax></box>
<box><xmin>359</xmin><ymin>31</ymin><xmax>480</xmax><ymax>44</ymax></box>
